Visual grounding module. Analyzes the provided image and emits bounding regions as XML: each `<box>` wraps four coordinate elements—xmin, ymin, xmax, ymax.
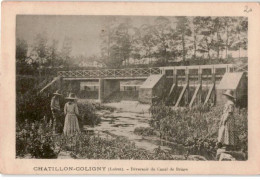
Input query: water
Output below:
<box><xmin>84</xmin><ymin>101</ymin><xmax>173</xmax><ymax>152</ymax></box>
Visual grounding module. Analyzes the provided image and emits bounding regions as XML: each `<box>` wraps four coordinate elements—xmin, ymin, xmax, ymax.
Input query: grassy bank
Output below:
<box><xmin>133</xmin><ymin>103</ymin><xmax>248</xmax><ymax>160</ymax></box>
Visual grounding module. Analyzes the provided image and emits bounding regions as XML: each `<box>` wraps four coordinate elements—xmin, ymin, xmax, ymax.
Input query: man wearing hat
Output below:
<box><xmin>50</xmin><ymin>90</ymin><xmax>63</xmax><ymax>134</ymax></box>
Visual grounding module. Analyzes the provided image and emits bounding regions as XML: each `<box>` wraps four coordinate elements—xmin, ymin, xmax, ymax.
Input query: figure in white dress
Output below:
<box><xmin>218</xmin><ymin>90</ymin><xmax>236</xmax><ymax>150</ymax></box>
<box><xmin>63</xmin><ymin>93</ymin><xmax>80</xmax><ymax>136</ymax></box>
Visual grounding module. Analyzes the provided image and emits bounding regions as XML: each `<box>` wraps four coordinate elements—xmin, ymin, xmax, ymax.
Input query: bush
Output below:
<box><xmin>78</xmin><ymin>101</ymin><xmax>101</xmax><ymax>127</ymax></box>
<box><xmin>149</xmin><ymin>102</ymin><xmax>248</xmax><ymax>160</ymax></box>
<box><xmin>16</xmin><ymin>91</ymin><xmax>52</xmax><ymax>123</ymax></box>
<box><xmin>16</xmin><ymin>120</ymin><xmax>59</xmax><ymax>158</ymax></box>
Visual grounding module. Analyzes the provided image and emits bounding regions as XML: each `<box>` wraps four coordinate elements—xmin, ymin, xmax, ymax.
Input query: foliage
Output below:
<box><xmin>233</xmin><ymin>108</ymin><xmax>248</xmax><ymax>152</ymax></box>
<box><xmin>100</xmin><ymin>16</ymin><xmax>248</xmax><ymax>67</ymax></box>
<box><xmin>70</xmin><ymin>133</ymin><xmax>184</xmax><ymax>160</ymax></box>
<box><xmin>77</xmin><ymin>101</ymin><xmax>101</xmax><ymax>127</ymax></box>
<box><xmin>16</xmin><ymin>120</ymin><xmax>189</xmax><ymax>160</ymax></box>
<box><xmin>16</xmin><ymin>33</ymin><xmax>74</xmax><ymax>70</ymax></box>
<box><xmin>149</xmin><ymin>102</ymin><xmax>248</xmax><ymax>159</ymax></box>
<box><xmin>16</xmin><ymin>120</ymin><xmax>59</xmax><ymax>158</ymax></box>
<box><xmin>16</xmin><ymin>38</ymin><xmax>28</xmax><ymax>62</ymax></box>
<box><xmin>16</xmin><ymin>91</ymin><xmax>52</xmax><ymax>123</ymax></box>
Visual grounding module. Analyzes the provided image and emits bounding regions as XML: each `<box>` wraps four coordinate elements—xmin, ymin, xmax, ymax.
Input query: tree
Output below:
<box><xmin>100</xmin><ymin>17</ymin><xmax>132</xmax><ymax>68</ymax></box>
<box><xmin>16</xmin><ymin>38</ymin><xmax>28</xmax><ymax>63</ymax></box>
<box><xmin>191</xmin><ymin>17</ymin><xmax>201</xmax><ymax>59</ymax></box>
<box><xmin>175</xmin><ymin>17</ymin><xmax>192</xmax><ymax>63</ymax></box>
<box><xmin>228</xmin><ymin>17</ymin><xmax>248</xmax><ymax>60</ymax></box>
<box><xmin>129</xmin><ymin>27</ymin><xmax>143</xmax><ymax>65</ymax></box>
<box><xmin>100</xmin><ymin>17</ymin><xmax>118</xmax><ymax>66</ymax></box>
<box><xmin>223</xmin><ymin>17</ymin><xmax>233</xmax><ymax>59</ymax></box>
<box><xmin>33</xmin><ymin>33</ymin><xmax>48</xmax><ymax>60</ymax></box>
<box><xmin>211</xmin><ymin>17</ymin><xmax>225</xmax><ymax>60</ymax></box>
<box><xmin>153</xmin><ymin>17</ymin><xmax>172</xmax><ymax>65</ymax></box>
<box><xmin>60</xmin><ymin>36</ymin><xmax>73</xmax><ymax>66</ymax></box>
<box><xmin>137</xmin><ymin>24</ymin><xmax>157</xmax><ymax>64</ymax></box>
<box><xmin>196</xmin><ymin>17</ymin><xmax>215</xmax><ymax>62</ymax></box>
<box><xmin>47</xmin><ymin>39</ymin><xmax>59</xmax><ymax>67</ymax></box>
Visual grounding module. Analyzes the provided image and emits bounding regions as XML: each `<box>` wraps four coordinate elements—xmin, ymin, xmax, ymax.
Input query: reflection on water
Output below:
<box><xmin>84</xmin><ymin>101</ymin><xmax>187</xmax><ymax>153</ymax></box>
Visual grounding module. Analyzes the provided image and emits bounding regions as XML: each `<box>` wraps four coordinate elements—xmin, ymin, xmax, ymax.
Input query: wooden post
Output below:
<box><xmin>212</xmin><ymin>67</ymin><xmax>216</xmax><ymax>85</ymax></box>
<box><xmin>173</xmin><ymin>69</ymin><xmax>178</xmax><ymax>86</ymax></box>
<box><xmin>98</xmin><ymin>78</ymin><xmax>104</xmax><ymax>103</ymax></box>
<box><xmin>198</xmin><ymin>68</ymin><xmax>202</xmax><ymax>104</ymax></box>
<box><xmin>185</xmin><ymin>68</ymin><xmax>190</xmax><ymax>106</ymax></box>
<box><xmin>226</xmin><ymin>64</ymin><xmax>230</xmax><ymax>73</ymax></box>
<box><xmin>211</xmin><ymin>67</ymin><xmax>216</xmax><ymax>105</ymax></box>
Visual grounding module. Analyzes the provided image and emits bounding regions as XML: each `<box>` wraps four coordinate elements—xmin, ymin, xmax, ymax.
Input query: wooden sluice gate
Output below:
<box><xmin>163</xmin><ymin>64</ymin><xmax>247</xmax><ymax>107</ymax></box>
<box><xmin>38</xmin><ymin>63</ymin><xmax>247</xmax><ymax>107</ymax></box>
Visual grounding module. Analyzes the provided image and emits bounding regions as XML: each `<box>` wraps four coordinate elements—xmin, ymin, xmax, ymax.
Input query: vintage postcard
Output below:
<box><xmin>0</xmin><ymin>2</ymin><xmax>260</xmax><ymax>175</ymax></box>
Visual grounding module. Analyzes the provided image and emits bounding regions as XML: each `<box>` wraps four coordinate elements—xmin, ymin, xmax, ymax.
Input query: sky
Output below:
<box><xmin>16</xmin><ymin>15</ymin><xmax>247</xmax><ymax>59</ymax></box>
<box><xmin>16</xmin><ymin>15</ymin><xmax>156</xmax><ymax>57</ymax></box>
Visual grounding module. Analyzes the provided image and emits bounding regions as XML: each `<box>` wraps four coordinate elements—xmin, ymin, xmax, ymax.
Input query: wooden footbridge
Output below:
<box><xmin>57</xmin><ymin>67</ymin><xmax>161</xmax><ymax>79</ymax></box>
<box><xmin>41</xmin><ymin>63</ymin><xmax>247</xmax><ymax>107</ymax></box>
<box><xmin>57</xmin><ymin>64</ymin><xmax>245</xmax><ymax>80</ymax></box>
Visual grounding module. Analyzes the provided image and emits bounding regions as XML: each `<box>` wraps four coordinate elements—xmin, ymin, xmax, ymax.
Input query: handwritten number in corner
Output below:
<box><xmin>244</xmin><ymin>5</ymin><xmax>252</xmax><ymax>13</ymax></box>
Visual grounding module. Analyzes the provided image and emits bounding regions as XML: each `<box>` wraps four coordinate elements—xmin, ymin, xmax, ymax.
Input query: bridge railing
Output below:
<box><xmin>58</xmin><ymin>63</ymin><xmax>247</xmax><ymax>79</ymax></box>
<box><xmin>58</xmin><ymin>67</ymin><xmax>161</xmax><ymax>78</ymax></box>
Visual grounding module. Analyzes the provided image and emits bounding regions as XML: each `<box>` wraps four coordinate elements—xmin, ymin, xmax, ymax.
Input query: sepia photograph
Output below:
<box><xmin>15</xmin><ymin>15</ymin><xmax>248</xmax><ymax>161</ymax></box>
<box><xmin>2</xmin><ymin>1</ymin><xmax>260</xmax><ymax>175</ymax></box>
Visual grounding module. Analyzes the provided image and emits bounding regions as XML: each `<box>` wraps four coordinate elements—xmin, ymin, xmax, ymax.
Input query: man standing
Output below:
<box><xmin>50</xmin><ymin>90</ymin><xmax>62</xmax><ymax>134</ymax></box>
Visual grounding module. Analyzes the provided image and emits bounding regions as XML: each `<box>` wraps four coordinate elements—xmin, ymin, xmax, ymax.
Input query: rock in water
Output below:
<box><xmin>57</xmin><ymin>151</ymin><xmax>72</xmax><ymax>159</ymax></box>
<box><xmin>187</xmin><ymin>155</ymin><xmax>207</xmax><ymax>161</ymax></box>
<box><xmin>219</xmin><ymin>153</ymin><xmax>236</xmax><ymax>161</ymax></box>
<box><xmin>217</xmin><ymin>148</ymin><xmax>246</xmax><ymax>161</ymax></box>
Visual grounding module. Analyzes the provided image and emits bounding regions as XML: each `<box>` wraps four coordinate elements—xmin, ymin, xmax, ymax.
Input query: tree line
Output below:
<box><xmin>100</xmin><ymin>16</ymin><xmax>248</xmax><ymax>68</ymax></box>
<box><xmin>16</xmin><ymin>33</ymin><xmax>73</xmax><ymax>68</ymax></box>
<box><xmin>16</xmin><ymin>16</ymin><xmax>248</xmax><ymax>70</ymax></box>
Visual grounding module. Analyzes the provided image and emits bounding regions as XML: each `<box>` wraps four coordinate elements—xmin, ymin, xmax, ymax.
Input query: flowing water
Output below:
<box><xmin>84</xmin><ymin>101</ymin><xmax>177</xmax><ymax>152</ymax></box>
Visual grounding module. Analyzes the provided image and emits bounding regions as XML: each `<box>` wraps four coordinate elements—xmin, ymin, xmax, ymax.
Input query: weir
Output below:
<box><xmin>39</xmin><ymin>63</ymin><xmax>247</xmax><ymax>107</ymax></box>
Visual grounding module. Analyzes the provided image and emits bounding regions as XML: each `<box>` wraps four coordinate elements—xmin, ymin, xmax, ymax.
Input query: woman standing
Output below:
<box><xmin>218</xmin><ymin>90</ymin><xmax>236</xmax><ymax>150</ymax></box>
<box><xmin>63</xmin><ymin>93</ymin><xmax>80</xmax><ymax>136</ymax></box>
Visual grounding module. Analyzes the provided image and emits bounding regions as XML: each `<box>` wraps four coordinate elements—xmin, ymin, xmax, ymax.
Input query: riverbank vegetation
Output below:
<box><xmin>16</xmin><ymin>120</ymin><xmax>189</xmax><ymax>160</ymax></box>
<box><xmin>134</xmin><ymin>103</ymin><xmax>248</xmax><ymax>160</ymax></box>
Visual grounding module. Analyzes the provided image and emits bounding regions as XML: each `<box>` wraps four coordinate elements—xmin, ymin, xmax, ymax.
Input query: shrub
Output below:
<box><xmin>16</xmin><ymin>91</ymin><xmax>52</xmax><ymax>123</ymax></box>
<box><xmin>149</xmin><ymin>102</ymin><xmax>248</xmax><ymax>160</ymax></box>
<box><xmin>77</xmin><ymin>101</ymin><xmax>101</xmax><ymax>127</ymax></box>
<box><xmin>16</xmin><ymin>120</ymin><xmax>59</xmax><ymax>158</ymax></box>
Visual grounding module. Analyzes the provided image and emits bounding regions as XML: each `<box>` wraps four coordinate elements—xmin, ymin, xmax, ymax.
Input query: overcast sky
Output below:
<box><xmin>16</xmin><ymin>15</ymin><xmax>156</xmax><ymax>57</ymax></box>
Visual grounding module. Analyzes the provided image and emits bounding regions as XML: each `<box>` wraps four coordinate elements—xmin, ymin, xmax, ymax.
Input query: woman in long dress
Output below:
<box><xmin>63</xmin><ymin>93</ymin><xmax>80</xmax><ymax>136</ymax></box>
<box><xmin>218</xmin><ymin>90</ymin><xmax>236</xmax><ymax>150</ymax></box>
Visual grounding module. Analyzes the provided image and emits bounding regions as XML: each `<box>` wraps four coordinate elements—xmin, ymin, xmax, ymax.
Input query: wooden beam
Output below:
<box><xmin>204</xmin><ymin>84</ymin><xmax>215</xmax><ymax>105</ymax></box>
<box><xmin>189</xmin><ymin>84</ymin><xmax>201</xmax><ymax>108</ymax></box>
<box><xmin>175</xmin><ymin>84</ymin><xmax>188</xmax><ymax>107</ymax></box>
<box><xmin>167</xmin><ymin>83</ymin><xmax>177</xmax><ymax>98</ymax></box>
<box><xmin>39</xmin><ymin>76</ymin><xmax>61</xmax><ymax>93</ymax></box>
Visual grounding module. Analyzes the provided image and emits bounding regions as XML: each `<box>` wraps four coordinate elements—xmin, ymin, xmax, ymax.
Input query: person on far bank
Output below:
<box><xmin>63</xmin><ymin>93</ymin><xmax>80</xmax><ymax>136</ymax></box>
<box><xmin>218</xmin><ymin>90</ymin><xmax>236</xmax><ymax>151</ymax></box>
<box><xmin>50</xmin><ymin>90</ymin><xmax>63</xmax><ymax>134</ymax></box>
